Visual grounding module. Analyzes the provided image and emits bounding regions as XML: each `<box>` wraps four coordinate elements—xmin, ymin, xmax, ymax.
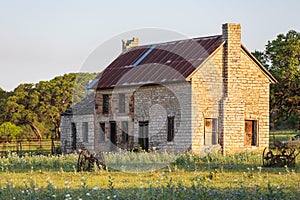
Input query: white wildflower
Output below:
<box><xmin>93</xmin><ymin>186</ymin><xmax>99</xmax><ymax>191</ymax></box>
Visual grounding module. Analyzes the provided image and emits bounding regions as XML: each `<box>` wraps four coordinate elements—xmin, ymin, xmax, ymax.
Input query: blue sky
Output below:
<box><xmin>0</xmin><ymin>0</ymin><xmax>299</xmax><ymax>91</ymax></box>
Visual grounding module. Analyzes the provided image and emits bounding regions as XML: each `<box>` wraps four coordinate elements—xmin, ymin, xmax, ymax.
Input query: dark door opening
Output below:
<box><xmin>99</xmin><ymin>122</ymin><xmax>105</xmax><ymax>142</ymax></box>
<box><xmin>110</xmin><ymin>121</ymin><xmax>117</xmax><ymax>145</ymax></box>
<box><xmin>71</xmin><ymin>123</ymin><xmax>77</xmax><ymax>150</ymax></box>
<box><xmin>139</xmin><ymin>121</ymin><xmax>149</xmax><ymax>151</ymax></box>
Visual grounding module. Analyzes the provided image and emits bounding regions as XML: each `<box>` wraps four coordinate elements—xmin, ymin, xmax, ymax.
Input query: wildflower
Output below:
<box><xmin>93</xmin><ymin>186</ymin><xmax>99</xmax><ymax>191</ymax></box>
<box><xmin>64</xmin><ymin>181</ymin><xmax>69</xmax><ymax>185</ymax></box>
<box><xmin>234</xmin><ymin>179</ymin><xmax>238</xmax><ymax>183</ymax></box>
<box><xmin>113</xmin><ymin>195</ymin><xmax>117</xmax><ymax>198</ymax></box>
<box><xmin>86</xmin><ymin>193</ymin><xmax>90</xmax><ymax>196</ymax></box>
<box><xmin>52</xmin><ymin>195</ymin><xmax>56</xmax><ymax>198</ymax></box>
<box><xmin>34</xmin><ymin>187</ymin><xmax>38</xmax><ymax>191</ymax></box>
<box><xmin>81</xmin><ymin>177</ymin><xmax>85</xmax><ymax>181</ymax></box>
<box><xmin>65</xmin><ymin>194</ymin><xmax>70</xmax><ymax>198</ymax></box>
<box><xmin>162</xmin><ymin>172</ymin><xmax>165</xmax><ymax>176</ymax></box>
<box><xmin>107</xmin><ymin>196</ymin><xmax>110</xmax><ymax>199</ymax></box>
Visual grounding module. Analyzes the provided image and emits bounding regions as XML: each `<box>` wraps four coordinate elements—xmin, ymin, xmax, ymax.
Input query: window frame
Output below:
<box><xmin>121</xmin><ymin>121</ymin><xmax>128</xmax><ymax>142</ymax></box>
<box><xmin>82</xmin><ymin>122</ymin><xmax>89</xmax><ymax>142</ymax></box>
<box><xmin>99</xmin><ymin>122</ymin><xmax>105</xmax><ymax>142</ymax></box>
<box><xmin>204</xmin><ymin>118</ymin><xmax>218</xmax><ymax>145</ymax></box>
<box><xmin>245</xmin><ymin>120</ymin><xmax>258</xmax><ymax>147</ymax></box>
<box><xmin>119</xmin><ymin>93</ymin><xmax>125</xmax><ymax>113</ymax></box>
<box><xmin>102</xmin><ymin>94</ymin><xmax>109</xmax><ymax>114</ymax></box>
<box><xmin>167</xmin><ymin>116</ymin><xmax>175</xmax><ymax>142</ymax></box>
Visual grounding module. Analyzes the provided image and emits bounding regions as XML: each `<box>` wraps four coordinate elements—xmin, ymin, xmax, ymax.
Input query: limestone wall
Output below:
<box><xmin>95</xmin><ymin>83</ymin><xmax>192</xmax><ymax>152</ymax></box>
<box><xmin>60</xmin><ymin>114</ymin><xmax>95</xmax><ymax>153</ymax></box>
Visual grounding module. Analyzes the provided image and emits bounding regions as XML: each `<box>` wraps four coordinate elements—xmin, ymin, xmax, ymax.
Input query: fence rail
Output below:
<box><xmin>0</xmin><ymin>139</ymin><xmax>61</xmax><ymax>156</ymax></box>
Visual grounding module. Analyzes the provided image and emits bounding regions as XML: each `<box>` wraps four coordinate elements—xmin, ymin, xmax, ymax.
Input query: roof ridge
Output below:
<box><xmin>129</xmin><ymin>34</ymin><xmax>222</xmax><ymax>49</ymax></box>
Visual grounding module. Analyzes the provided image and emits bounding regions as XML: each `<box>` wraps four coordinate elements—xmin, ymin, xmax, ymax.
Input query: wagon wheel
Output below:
<box><xmin>263</xmin><ymin>147</ymin><xmax>273</xmax><ymax>167</ymax></box>
<box><xmin>77</xmin><ymin>150</ymin><xmax>91</xmax><ymax>172</ymax></box>
<box><xmin>96</xmin><ymin>151</ymin><xmax>107</xmax><ymax>170</ymax></box>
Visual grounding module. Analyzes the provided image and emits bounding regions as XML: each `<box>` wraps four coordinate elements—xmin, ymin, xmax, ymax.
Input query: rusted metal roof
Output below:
<box><xmin>97</xmin><ymin>35</ymin><xmax>223</xmax><ymax>89</ymax></box>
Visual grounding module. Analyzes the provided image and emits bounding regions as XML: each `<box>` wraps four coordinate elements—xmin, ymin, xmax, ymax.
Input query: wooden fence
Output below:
<box><xmin>0</xmin><ymin>139</ymin><xmax>61</xmax><ymax>156</ymax></box>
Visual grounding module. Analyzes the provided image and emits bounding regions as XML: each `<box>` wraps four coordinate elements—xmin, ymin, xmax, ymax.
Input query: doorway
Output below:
<box><xmin>71</xmin><ymin>123</ymin><xmax>77</xmax><ymax>150</ymax></box>
<box><xmin>139</xmin><ymin>121</ymin><xmax>149</xmax><ymax>151</ymax></box>
<box><xmin>110</xmin><ymin>121</ymin><xmax>117</xmax><ymax>145</ymax></box>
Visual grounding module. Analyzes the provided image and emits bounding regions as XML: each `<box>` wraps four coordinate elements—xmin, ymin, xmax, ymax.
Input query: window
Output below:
<box><xmin>204</xmin><ymin>118</ymin><xmax>218</xmax><ymax>145</ymax></box>
<box><xmin>167</xmin><ymin>116</ymin><xmax>175</xmax><ymax>142</ymax></box>
<box><xmin>139</xmin><ymin>121</ymin><xmax>149</xmax><ymax>151</ymax></box>
<box><xmin>122</xmin><ymin>121</ymin><xmax>128</xmax><ymax>142</ymax></box>
<box><xmin>82</xmin><ymin>122</ymin><xmax>88</xmax><ymax>142</ymax></box>
<box><xmin>99</xmin><ymin>122</ymin><xmax>105</xmax><ymax>142</ymax></box>
<box><xmin>71</xmin><ymin>123</ymin><xmax>77</xmax><ymax>150</ymax></box>
<box><xmin>119</xmin><ymin>93</ymin><xmax>125</xmax><ymax>113</ymax></box>
<box><xmin>110</xmin><ymin>121</ymin><xmax>116</xmax><ymax>145</ymax></box>
<box><xmin>103</xmin><ymin>94</ymin><xmax>109</xmax><ymax>114</ymax></box>
<box><xmin>245</xmin><ymin>120</ymin><xmax>258</xmax><ymax>146</ymax></box>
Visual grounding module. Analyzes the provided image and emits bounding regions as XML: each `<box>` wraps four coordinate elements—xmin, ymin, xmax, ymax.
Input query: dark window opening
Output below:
<box><xmin>99</xmin><ymin>122</ymin><xmax>105</xmax><ymax>142</ymax></box>
<box><xmin>119</xmin><ymin>93</ymin><xmax>125</xmax><ymax>113</ymax></box>
<box><xmin>245</xmin><ymin>120</ymin><xmax>258</xmax><ymax>146</ymax></box>
<box><xmin>110</xmin><ymin>121</ymin><xmax>116</xmax><ymax>145</ymax></box>
<box><xmin>167</xmin><ymin>116</ymin><xmax>175</xmax><ymax>142</ymax></box>
<box><xmin>103</xmin><ymin>94</ymin><xmax>109</xmax><ymax>114</ymax></box>
<box><xmin>139</xmin><ymin>121</ymin><xmax>149</xmax><ymax>151</ymax></box>
<box><xmin>71</xmin><ymin>123</ymin><xmax>77</xmax><ymax>150</ymax></box>
<box><xmin>82</xmin><ymin>122</ymin><xmax>88</xmax><ymax>142</ymax></box>
<box><xmin>204</xmin><ymin>118</ymin><xmax>218</xmax><ymax>145</ymax></box>
<box><xmin>122</xmin><ymin>121</ymin><xmax>128</xmax><ymax>142</ymax></box>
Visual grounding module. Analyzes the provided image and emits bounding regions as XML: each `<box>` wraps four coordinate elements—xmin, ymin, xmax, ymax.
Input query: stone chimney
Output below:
<box><xmin>122</xmin><ymin>37</ymin><xmax>139</xmax><ymax>52</ymax></box>
<box><xmin>222</xmin><ymin>23</ymin><xmax>241</xmax><ymax>97</ymax></box>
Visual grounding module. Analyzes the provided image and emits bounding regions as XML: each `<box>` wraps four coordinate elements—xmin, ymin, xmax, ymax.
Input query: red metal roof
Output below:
<box><xmin>97</xmin><ymin>35</ymin><xmax>223</xmax><ymax>89</ymax></box>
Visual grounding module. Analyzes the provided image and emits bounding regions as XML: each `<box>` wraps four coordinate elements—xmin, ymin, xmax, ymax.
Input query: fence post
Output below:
<box><xmin>51</xmin><ymin>138</ymin><xmax>55</xmax><ymax>155</ymax></box>
<box><xmin>16</xmin><ymin>140</ymin><xmax>19</xmax><ymax>154</ymax></box>
<box><xmin>20</xmin><ymin>141</ymin><xmax>22</xmax><ymax>157</ymax></box>
<box><xmin>39</xmin><ymin>138</ymin><xmax>42</xmax><ymax>154</ymax></box>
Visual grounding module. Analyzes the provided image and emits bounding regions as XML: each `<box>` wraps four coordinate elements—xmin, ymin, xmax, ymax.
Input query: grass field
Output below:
<box><xmin>0</xmin><ymin>131</ymin><xmax>299</xmax><ymax>199</ymax></box>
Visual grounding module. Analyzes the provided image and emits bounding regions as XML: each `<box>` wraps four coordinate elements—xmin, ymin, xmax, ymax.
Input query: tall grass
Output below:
<box><xmin>0</xmin><ymin>151</ymin><xmax>299</xmax><ymax>199</ymax></box>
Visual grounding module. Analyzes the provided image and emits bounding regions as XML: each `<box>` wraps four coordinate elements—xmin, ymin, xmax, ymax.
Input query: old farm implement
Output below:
<box><xmin>77</xmin><ymin>149</ymin><xmax>106</xmax><ymax>172</ymax></box>
<box><xmin>262</xmin><ymin>138</ymin><xmax>300</xmax><ymax>167</ymax></box>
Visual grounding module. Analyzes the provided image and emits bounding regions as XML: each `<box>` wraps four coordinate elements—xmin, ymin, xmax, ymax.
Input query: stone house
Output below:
<box><xmin>61</xmin><ymin>23</ymin><xmax>276</xmax><ymax>154</ymax></box>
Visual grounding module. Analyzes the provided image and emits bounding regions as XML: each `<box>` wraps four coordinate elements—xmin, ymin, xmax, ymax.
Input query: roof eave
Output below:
<box><xmin>241</xmin><ymin>44</ymin><xmax>277</xmax><ymax>84</ymax></box>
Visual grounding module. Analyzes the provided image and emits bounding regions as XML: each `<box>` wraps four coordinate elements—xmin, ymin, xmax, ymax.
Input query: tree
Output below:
<box><xmin>0</xmin><ymin>122</ymin><xmax>23</xmax><ymax>141</ymax></box>
<box><xmin>2</xmin><ymin>72</ymin><xmax>97</xmax><ymax>139</ymax></box>
<box><xmin>254</xmin><ymin>30</ymin><xmax>300</xmax><ymax>129</ymax></box>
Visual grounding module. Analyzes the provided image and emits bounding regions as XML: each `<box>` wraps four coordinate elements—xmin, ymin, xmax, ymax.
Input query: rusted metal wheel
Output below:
<box><xmin>77</xmin><ymin>150</ymin><xmax>107</xmax><ymax>172</ymax></box>
<box><xmin>77</xmin><ymin>150</ymin><xmax>90</xmax><ymax>172</ymax></box>
<box><xmin>263</xmin><ymin>147</ymin><xmax>273</xmax><ymax>167</ymax></box>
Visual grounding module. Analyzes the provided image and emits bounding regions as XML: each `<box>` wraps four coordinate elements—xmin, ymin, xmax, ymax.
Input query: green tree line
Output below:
<box><xmin>253</xmin><ymin>30</ymin><xmax>300</xmax><ymax>130</ymax></box>
<box><xmin>0</xmin><ymin>73</ymin><xmax>96</xmax><ymax>140</ymax></box>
